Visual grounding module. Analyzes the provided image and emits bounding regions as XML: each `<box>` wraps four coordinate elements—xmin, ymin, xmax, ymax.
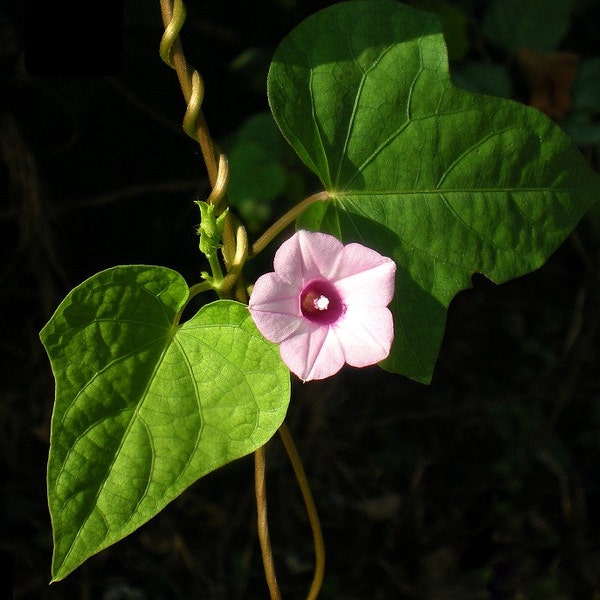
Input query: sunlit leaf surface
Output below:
<box><xmin>41</xmin><ymin>265</ymin><xmax>290</xmax><ymax>581</ymax></box>
<box><xmin>268</xmin><ymin>0</ymin><xmax>600</xmax><ymax>382</ymax></box>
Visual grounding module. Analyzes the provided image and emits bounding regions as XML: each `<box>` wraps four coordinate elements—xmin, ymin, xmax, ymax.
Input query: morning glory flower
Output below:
<box><xmin>248</xmin><ymin>230</ymin><xmax>396</xmax><ymax>381</ymax></box>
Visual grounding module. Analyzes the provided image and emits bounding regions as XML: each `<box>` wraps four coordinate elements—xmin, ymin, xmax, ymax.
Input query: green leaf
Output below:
<box><xmin>411</xmin><ymin>0</ymin><xmax>470</xmax><ymax>61</ymax></box>
<box><xmin>227</xmin><ymin>112</ymin><xmax>289</xmax><ymax>231</ymax></box>
<box><xmin>268</xmin><ymin>0</ymin><xmax>600</xmax><ymax>383</ymax></box>
<box><xmin>227</xmin><ymin>113</ymin><xmax>287</xmax><ymax>204</ymax></box>
<box><xmin>563</xmin><ymin>58</ymin><xmax>600</xmax><ymax>146</ymax></box>
<box><xmin>482</xmin><ymin>0</ymin><xmax>572</xmax><ymax>52</ymax></box>
<box><xmin>451</xmin><ymin>61</ymin><xmax>513</xmax><ymax>98</ymax></box>
<box><xmin>41</xmin><ymin>265</ymin><xmax>290</xmax><ymax>581</ymax></box>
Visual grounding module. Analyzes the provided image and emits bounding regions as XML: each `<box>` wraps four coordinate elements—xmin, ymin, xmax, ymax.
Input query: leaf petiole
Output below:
<box><xmin>249</xmin><ymin>190</ymin><xmax>330</xmax><ymax>258</ymax></box>
<box><xmin>173</xmin><ymin>280</ymin><xmax>214</xmax><ymax>324</ymax></box>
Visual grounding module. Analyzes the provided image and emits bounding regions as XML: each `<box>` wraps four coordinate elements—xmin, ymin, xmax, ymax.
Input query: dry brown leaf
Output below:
<box><xmin>518</xmin><ymin>47</ymin><xmax>580</xmax><ymax>120</ymax></box>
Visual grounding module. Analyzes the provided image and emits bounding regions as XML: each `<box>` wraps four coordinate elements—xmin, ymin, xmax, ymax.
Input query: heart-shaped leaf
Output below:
<box><xmin>41</xmin><ymin>265</ymin><xmax>290</xmax><ymax>581</ymax></box>
<box><xmin>268</xmin><ymin>0</ymin><xmax>600</xmax><ymax>383</ymax></box>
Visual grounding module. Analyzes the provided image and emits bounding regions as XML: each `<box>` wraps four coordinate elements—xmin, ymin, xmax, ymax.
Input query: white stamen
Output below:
<box><xmin>314</xmin><ymin>295</ymin><xmax>330</xmax><ymax>311</ymax></box>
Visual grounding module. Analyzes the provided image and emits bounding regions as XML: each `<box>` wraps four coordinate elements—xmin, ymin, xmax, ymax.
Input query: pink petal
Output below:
<box><xmin>278</xmin><ymin>322</ymin><xmax>346</xmax><ymax>381</ymax></box>
<box><xmin>248</xmin><ymin>229</ymin><xmax>397</xmax><ymax>382</ymax></box>
<box><xmin>334</xmin><ymin>257</ymin><xmax>396</xmax><ymax>307</ymax></box>
<box><xmin>248</xmin><ymin>273</ymin><xmax>303</xmax><ymax>343</ymax></box>
<box><xmin>249</xmin><ymin>272</ymin><xmax>300</xmax><ymax>313</ymax></box>
<box><xmin>328</xmin><ymin>241</ymin><xmax>393</xmax><ymax>278</ymax></box>
<box><xmin>274</xmin><ymin>230</ymin><xmax>345</xmax><ymax>286</ymax></box>
<box><xmin>332</xmin><ymin>306</ymin><xmax>394</xmax><ymax>367</ymax></box>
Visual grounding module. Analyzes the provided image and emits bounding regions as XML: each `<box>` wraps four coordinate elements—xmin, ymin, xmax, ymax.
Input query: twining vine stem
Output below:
<box><xmin>278</xmin><ymin>423</ymin><xmax>326</xmax><ymax>600</ymax></box>
<box><xmin>159</xmin><ymin>0</ymin><xmax>219</xmax><ymax>188</ymax></box>
<box><xmin>158</xmin><ymin>0</ymin><xmax>327</xmax><ymax>278</ymax></box>
<box><xmin>158</xmin><ymin>2</ymin><xmax>326</xmax><ymax>598</ymax></box>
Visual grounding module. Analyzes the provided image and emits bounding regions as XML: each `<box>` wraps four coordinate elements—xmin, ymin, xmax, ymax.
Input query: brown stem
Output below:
<box><xmin>159</xmin><ymin>0</ymin><xmax>219</xmax><ymax>187</ymax></box>
<box><xmin>278</xmin><ymin>424</ymin><xmax>325</xmax><ymax>600</ymax></box>
<box><xmin>255</xmin><ymin>445</ymin><xmax>283</xmax><ymax>600</ymax></box>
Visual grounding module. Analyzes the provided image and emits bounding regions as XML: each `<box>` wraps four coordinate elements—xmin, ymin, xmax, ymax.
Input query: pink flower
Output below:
<box><xmin>248</xmin><ymin>230</ymin><xmax>396</xmax><ymax>381</ymax></box>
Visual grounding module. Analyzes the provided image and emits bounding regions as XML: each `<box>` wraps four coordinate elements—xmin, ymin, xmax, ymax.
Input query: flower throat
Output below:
<box><xmin>300</xmin><ymin>279</ymin><xmax>344</xmax><ymax>324</ymax></box>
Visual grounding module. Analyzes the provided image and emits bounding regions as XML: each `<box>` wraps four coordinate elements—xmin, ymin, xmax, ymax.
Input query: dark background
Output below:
<box><xmin>2</xmin><ymin>1</ymin><xmax>600</xmax><ymax>598</ymax></box>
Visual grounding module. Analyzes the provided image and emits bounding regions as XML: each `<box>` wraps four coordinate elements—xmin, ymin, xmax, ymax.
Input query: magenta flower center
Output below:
<box><xmin>300</xmin><ymin>279</ymin><xmax>344</xmax><ymax>325</ymax></box>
